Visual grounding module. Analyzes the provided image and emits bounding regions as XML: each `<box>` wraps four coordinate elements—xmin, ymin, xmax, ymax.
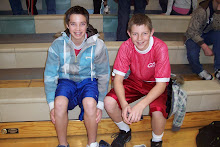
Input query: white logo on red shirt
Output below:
<box><xmin>147</xmin><ymin>62</ymin><xmax>155</xmax><ymax>68</ymax></box>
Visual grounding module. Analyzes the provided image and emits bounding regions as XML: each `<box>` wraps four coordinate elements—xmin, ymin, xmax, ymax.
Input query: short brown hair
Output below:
<box><xmin>127</xmin><ymin>14</ymin><xmax>152</xmax><ymax>33</ymax></box>
<box><xmin>65</xmin><ymin>5</ymin><xmax>89</xmax><ymax>26</ymax></box>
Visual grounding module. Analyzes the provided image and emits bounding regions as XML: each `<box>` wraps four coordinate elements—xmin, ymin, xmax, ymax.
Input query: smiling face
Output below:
<box><xmin>127</xmin><ymin>24</ymin><xmax>154</xmax><ymax>51</ymax></box>
<box><xmin>66</xmin><ymin>14</ymin><xmax>88</xmax><ymax>46</ymax></box>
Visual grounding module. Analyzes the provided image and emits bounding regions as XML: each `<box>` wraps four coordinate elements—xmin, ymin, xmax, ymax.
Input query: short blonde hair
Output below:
<box><xmin>127</xmin><ymin>14</ymin><xmax>152</xmax><ymax>33</ymax></box>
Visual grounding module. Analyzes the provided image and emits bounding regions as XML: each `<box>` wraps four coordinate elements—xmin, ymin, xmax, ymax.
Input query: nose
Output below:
<box><xmin>137</xmin><ymin>34</ymin><xmax>142</xmax><ymax>40</ymax></box>
<box><xmin>76</xmin><ymin>24</ymin><xmax>80</xmax><ymax>30</ymax></box>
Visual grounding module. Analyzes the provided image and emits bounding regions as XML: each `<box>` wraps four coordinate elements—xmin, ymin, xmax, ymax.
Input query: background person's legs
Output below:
<box><xmin>9</xmin><ymin>0</ymin><xmax>24</xmax><ymax>15</ymax></box>
<box><xmin>45</xmin><ymin>0</ymin><xmax>56</xmax><ymax>14</ymax></box>
<box><xmin>133</xmin><ymin>0</ymin><xmax>147</xmax><ymax>14</ymax></box>
<box><xmin>116</xmin><ymin>0</ymin><xmax>131</xmax><ymax>41</ymax></box>
<box><xmin>26</xmin><ymin>0</ymin><xmax>38</xmax><ymax>15</ymax></box>
<box><xmin>185</xmin><ymin>39</ymin><xmax>203</xmax><ymax>74</ymax></box>
<box><xmin>93</xmin><ymin>0</ymin><xmax>102</xmax><ymax>14</ymax></box>
<box><xmin>159</xmin><ymin>0</ymin><xmax>168</xmax><ymax>13</ymax></box>
<box><xmin>203</xmin><ymin>31</ymin><xmax>220</xmax><ymax>70</ymax></box>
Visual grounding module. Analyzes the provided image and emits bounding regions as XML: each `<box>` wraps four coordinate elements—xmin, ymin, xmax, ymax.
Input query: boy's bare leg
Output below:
<box><xmin>83</xmin><ymin>97</ymin><xmax>98</xmax><ymax>145</ymax></box>
<box><xmin>151</xmin><ymin>111</ymin><xmax>166</xmax><ymax>135</ymax></box>
<box><xmin>54</xmin><ymin>96</ymin><xmax>69</xmax><ymax>146</ymax></box>
<box><xmin>104</xmin><ymin>96</ymin><xmax>123</xmax><ymax>123</ymax></box>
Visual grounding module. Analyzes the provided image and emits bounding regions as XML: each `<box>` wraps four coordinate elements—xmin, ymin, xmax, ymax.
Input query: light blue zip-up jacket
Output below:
<box><xmin>44</xmin><ymin>32</ymin><xmax>110</xmax><ymax>111</ymax></box>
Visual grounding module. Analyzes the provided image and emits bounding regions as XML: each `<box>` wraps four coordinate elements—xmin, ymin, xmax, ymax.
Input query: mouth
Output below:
<box><xmin>74</xmin><ymin>32</ymin><xmax>82</xmax><ymax>36</ymax></box>
<box><xmin>137</xmin><ymin>41</ymin><xmax>144</xmax><ymax>45</ymax></box>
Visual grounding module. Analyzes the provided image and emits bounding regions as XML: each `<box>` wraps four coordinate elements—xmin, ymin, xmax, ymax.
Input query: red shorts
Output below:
<box><xmin>106</xmin><ymin>78</ymin><xmax>168</xmax><ymax>118</ymax></box>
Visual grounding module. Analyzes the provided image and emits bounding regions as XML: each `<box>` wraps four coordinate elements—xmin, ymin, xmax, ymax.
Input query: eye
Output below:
<box><xmin>81</xmin><ymin>22</ymin><xmax>86</xmax><ymax>26</ymax></box>
<box><xmin>132</xmin><ymin>33</ymin><xmax>137</xmax><ymax>36</ymax></box>
<box><xmin>70</xmin><ymin>23</ymin><xmax>75</xmax><ymax>26</ymax></box>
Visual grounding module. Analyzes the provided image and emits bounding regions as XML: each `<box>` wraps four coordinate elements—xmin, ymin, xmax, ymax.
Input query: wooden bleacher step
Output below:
<box><xmin>0</xmin><ymin>126</ymin><xmax>203</xmax><ymax>147</ymax></box>
<box><xmin>0</xmin><ymin>110</ymin><xmax>219</xmax><ymax>139</ymax></box>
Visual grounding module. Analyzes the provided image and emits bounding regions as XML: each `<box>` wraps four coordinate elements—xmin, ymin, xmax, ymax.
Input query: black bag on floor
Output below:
<box><xmin>196</xmin><ymin>121</ymin><xmax>220</xmax><ymax>147</ymax></box>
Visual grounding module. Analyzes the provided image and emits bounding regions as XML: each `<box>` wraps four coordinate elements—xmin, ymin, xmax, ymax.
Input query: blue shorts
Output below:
<box><xmin>55</xmin><ymin>78</ymin><xmax>99</xmax><ymax>121</ymax></box>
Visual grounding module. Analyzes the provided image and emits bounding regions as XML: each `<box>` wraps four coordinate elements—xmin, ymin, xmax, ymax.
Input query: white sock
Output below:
<box><xmin>87</xmin><ymin>142</ymin><xmax>99</xmax><ymax>147</ymax></box>
<box><xmin>152</xmin><ymin>131</ymin><xmax>164</xmax><ymax>142</ymax></box>
<box><xmin>115</xmin><ymin>121</ymin><xmax>130</xmax><ymax>132</ymax></box>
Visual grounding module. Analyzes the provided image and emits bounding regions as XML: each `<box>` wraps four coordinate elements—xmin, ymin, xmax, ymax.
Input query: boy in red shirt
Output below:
<box><xmin>104</xmin><ymin>14</ymin><xmax>171</xmax><ymax>147</ymax></box>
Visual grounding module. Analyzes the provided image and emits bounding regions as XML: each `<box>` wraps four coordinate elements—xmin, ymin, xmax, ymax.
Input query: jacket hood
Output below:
<box><xmin>199</xmin><ymin>0</ymin><xmax>211</xmax><ymax>10</ymax></box>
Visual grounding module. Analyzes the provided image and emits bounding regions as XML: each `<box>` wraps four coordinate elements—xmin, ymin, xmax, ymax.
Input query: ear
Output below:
<box><xmin>127</xmin><ymin>30</ymin><xmax>131</xmax><ymax>38</ymax></box>
<box><xmin>66</xmin><ymin>24</ymin><xmax>69</xmax><ymax>29</ymax></box>
<box><xmin>150</xmin><ymin>28</ymin><xmax>154</xmax><ymax>36</ymax></box>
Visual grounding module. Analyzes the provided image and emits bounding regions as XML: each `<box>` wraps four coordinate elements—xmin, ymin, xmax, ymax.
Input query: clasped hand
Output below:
<box><xmin>122</xmin><ymin>104</ymin><xmax>144</xmax><ymax>125</ymax></box>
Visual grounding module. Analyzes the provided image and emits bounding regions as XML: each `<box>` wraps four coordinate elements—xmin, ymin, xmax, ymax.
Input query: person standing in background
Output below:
<box><xmin>116</xmin><ymin>0</ymin><xmax>148</xmax><ymax>41</ymax></box>
<box><xmin>164</xmin><ymin>0</ymin><xmax>197</xmax><ymax>15</ymax></box>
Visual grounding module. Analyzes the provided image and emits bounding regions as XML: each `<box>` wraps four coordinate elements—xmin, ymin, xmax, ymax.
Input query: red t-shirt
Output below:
<box><xmin>113</xmin><ymin>36</ymin><xmax>171</xmax><ymax>82</ymax></box>
<box><xmin>74</xmin><ymin>48</ymin><xmax>81</xmax><ymax>56</ymax></box>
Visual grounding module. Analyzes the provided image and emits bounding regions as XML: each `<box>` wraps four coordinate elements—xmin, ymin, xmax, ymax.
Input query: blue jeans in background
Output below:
<box><xmin>116</xmin><ymin>0</ymin><xmax>147</xmax><ymax>41</ymax></box>
<box><xmin>45</xmin><ymin>0</ymin><xmax>56</xmax><ymax>14</ymax></box>
<box><xmin>9</xmin><ymin>0</ymin><xmax>24</xmax><ymax>15</ymax></box>
<box><xmin>185</xmin><ymin>30</ymin><xmax>220</xmax><ymax>74</ymax></box>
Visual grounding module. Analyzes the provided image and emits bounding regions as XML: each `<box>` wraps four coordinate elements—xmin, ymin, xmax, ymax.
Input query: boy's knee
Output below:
<box><xmin>104</xmin><ymin>96</ymin><xmax>118</xmax><ymax>110</ymax></box>
<box><xmin>83</xmin><ymin>98</ymin><xmax>97</xmax><ymax>114</ymax></box>
<box><xmin>54</xmin><ymin>96</ymin><xmax>69</xmax><ymax>108</ymax></box>
<box><xmin>54</xmin><ymin>96</ymin><xmax>68</xmax><ymax>111</ymax></box>
<box><xmin>152</xmin><ymin>111</ymin><xmax>164</xmax><ymax>118</ymax></box>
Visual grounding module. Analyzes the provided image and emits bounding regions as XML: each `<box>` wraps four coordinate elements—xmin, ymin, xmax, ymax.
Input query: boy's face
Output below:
<box><xmin>66</xmin><ymin>14</ymin><xmax>88</xmax><ymax>46</ymax></box>
<box><xmin>127</xmin><ymin>24</ymin><xmax>154</xmax><ymax>51</ymax></box>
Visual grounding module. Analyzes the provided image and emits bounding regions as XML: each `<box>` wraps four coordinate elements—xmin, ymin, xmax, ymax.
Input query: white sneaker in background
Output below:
<box><xmin>198</xmin><ymin>70</ymin><xmax>213</xmax><ymax>80</ymax></box>
<box><xmin>215</xmin><ymin>69</ymin><xmax>220</xmax><ymax>82</ymax></box>
<box><xmin>104</xmin><ymin>5</ymin><xmax>110</xmax><ymax>14</ymax></box>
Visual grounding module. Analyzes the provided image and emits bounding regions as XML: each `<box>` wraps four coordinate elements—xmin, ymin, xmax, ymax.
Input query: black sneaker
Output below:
<box><xmin>57</xmin><ymin>144</ymin><xmax>69</xmax><ymax>147</ymax></box>
<box><xmin>111</xmin><ymin>129</ymin><xmax>131</xmax><ymax>147</ymax></box>
<box><xmin>99</xmin><ymin>140</ymin><xmax>111</xmax><ymax>147</ymax></box>
<box><xmin>215</xmin><ymin>69</ymin><xmax>220</xmax><ymax>82</ymax></box>
<box><xmin>151</xmin><ymin>140</ymin><xmax>162</xmax><ymax>147</ymax></box>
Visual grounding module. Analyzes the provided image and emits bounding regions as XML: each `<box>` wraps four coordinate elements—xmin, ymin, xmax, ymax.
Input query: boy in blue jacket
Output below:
<box><xmin>44</xmin><ymin>6</ymin><xmax>110</xmax><ymax>147</ymax></box>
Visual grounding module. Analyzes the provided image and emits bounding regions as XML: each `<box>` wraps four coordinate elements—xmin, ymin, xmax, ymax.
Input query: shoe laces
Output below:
<box><xmin>111</xmin><ymin>132</ymin><xmax>127</xmax><ymax>147</ymax></box>
<box><xmin>111</xmin><ymin>132</ymin><xmax>119</xmax><ymax>139</ymax></box>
